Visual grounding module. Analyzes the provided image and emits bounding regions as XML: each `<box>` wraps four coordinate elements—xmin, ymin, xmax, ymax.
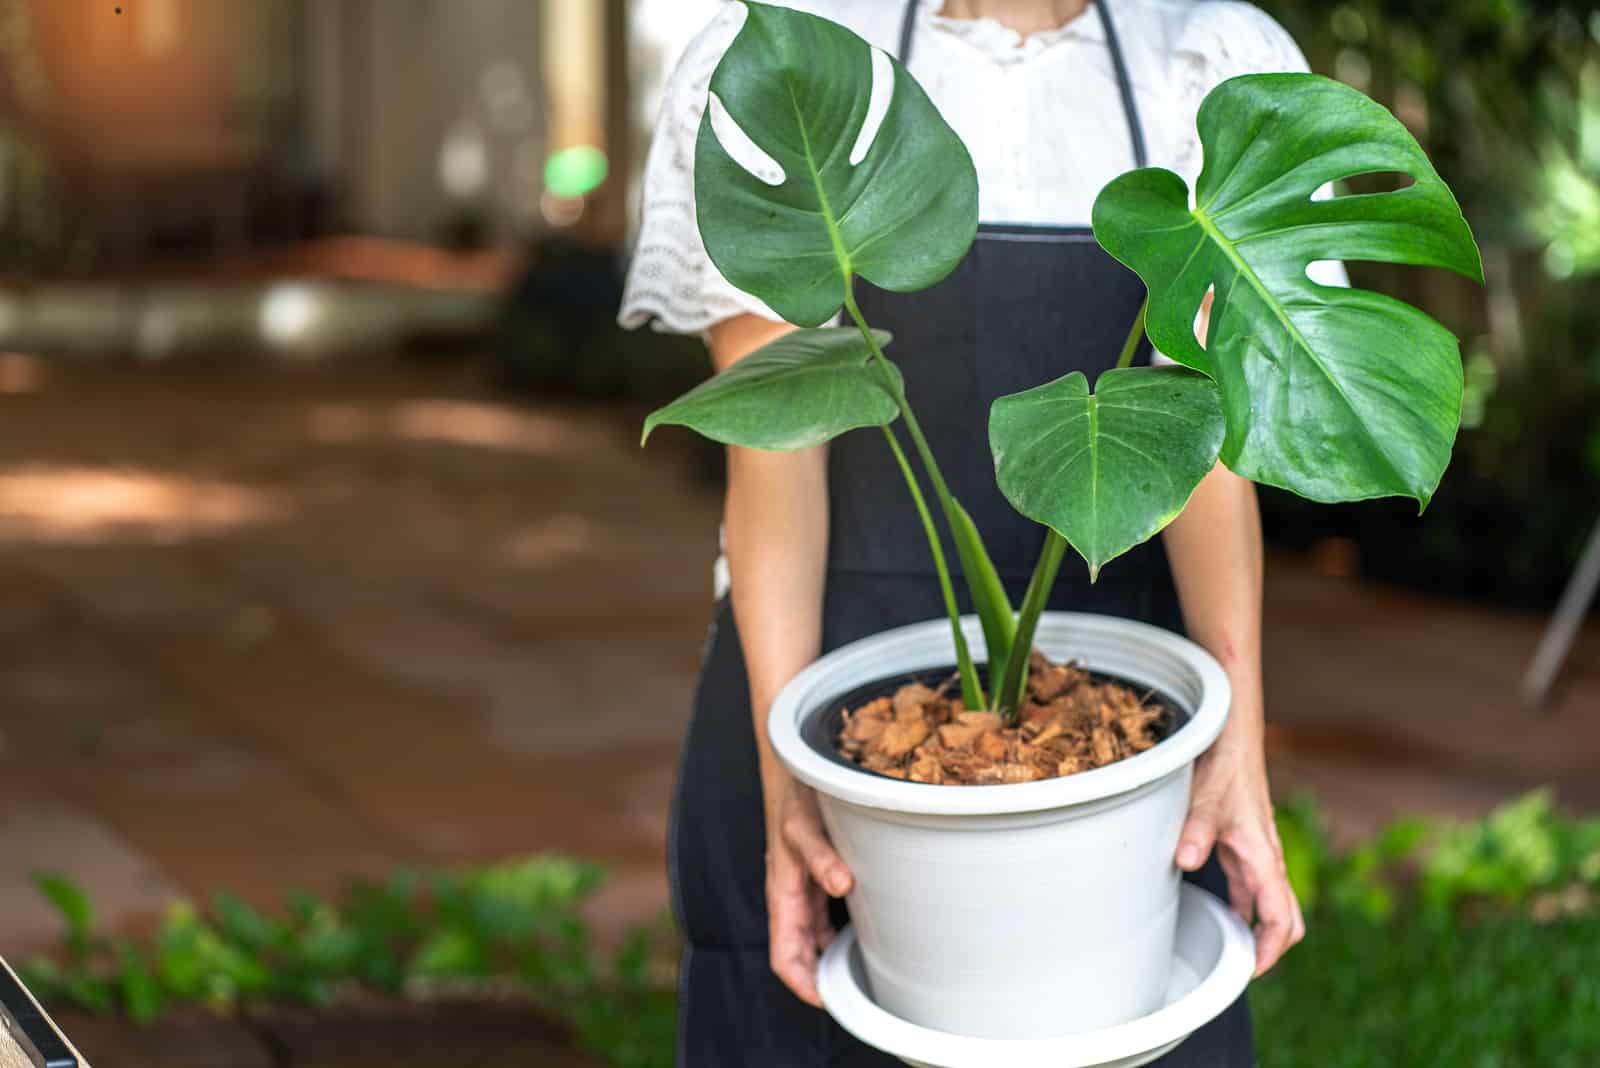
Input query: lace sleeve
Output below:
<box><xmin>618</xmin><ymin>6</ymin><xmax>785</xmax><ymax>335</ymax></box>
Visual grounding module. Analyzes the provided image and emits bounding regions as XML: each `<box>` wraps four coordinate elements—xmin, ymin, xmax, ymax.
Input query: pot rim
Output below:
<box><xmin>768</xmin><ymin>611</ymin><xmax>1230</xmax><ymax>816</ymax></box>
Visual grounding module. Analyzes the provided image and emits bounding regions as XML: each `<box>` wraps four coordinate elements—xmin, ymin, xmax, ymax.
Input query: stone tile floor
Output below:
<box><xmin>0</xmin><ymin>353</ymin><xmax>1594</xmax><ymax>964</ymax></box>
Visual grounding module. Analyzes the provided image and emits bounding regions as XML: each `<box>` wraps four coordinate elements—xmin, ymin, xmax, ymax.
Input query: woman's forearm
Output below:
<box><xmin>1161</xmin><ymin>463</ymin><xmax>1265</xmax><ymax>758</ymax></box>
<box><xmin>709</xmin><ymin>315</ymin><xmax>832</xmax><ymax>815</ymax></box>
<box><xmin>1161</xmin><ymin>297</ymin><xmax>1266</xmax><ymax>760</ymax></box>
<box><xmin>726</xmin><ymin>444</ymin><xmax>829</xmax><ymax>807</ymax></box>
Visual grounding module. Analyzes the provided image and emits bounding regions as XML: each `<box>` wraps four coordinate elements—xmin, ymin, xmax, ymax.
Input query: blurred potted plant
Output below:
<box><xmin>641</xmin><ymin>1</ymin><xmax>1480</xmax><ymax>1039</ymax></box>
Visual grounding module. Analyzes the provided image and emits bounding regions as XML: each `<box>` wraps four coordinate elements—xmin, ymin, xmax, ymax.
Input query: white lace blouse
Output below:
<box><xmin>618</xmin><ymin>0</ymin><xmax>1348</xmax><ymax>334</ymax></box>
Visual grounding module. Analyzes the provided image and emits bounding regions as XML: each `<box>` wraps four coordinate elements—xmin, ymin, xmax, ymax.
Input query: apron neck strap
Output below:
<box><xmin>896</xmin><ymin>0</ymin><xmax>920</xmax><ymax>67</ymax></box>
<box><xmin>895</xmin><ymin>0</ymin><xmax>1148</xmax><ymax>169</ymax></box>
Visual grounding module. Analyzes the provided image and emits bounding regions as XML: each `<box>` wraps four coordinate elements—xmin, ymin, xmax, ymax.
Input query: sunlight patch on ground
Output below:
<box><xmin>0</xmin><ymin>353</ymin><xmax>47</xmax><ymax>394</ymax></box>
<box><xmin>305</xmin><ymin>398</ymin><xmax>595</xmax><ymax>455</ymax></box>
<box><xmin>499</xmin><ymin>513</ymin><xmax>594</xmax><ymax>566</ymax></box>
<box><xmin>390</xmin><ymin>400</ymin><xmax>592</xmax><ymax>454</ymax></box>
<box><xmin>0</xmin><ymin>465</ymin><xmax>290</xmax><ymax>544</ymax></box>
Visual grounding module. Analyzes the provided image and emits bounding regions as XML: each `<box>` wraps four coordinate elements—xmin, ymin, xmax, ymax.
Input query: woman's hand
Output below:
<box><xmin>1176</xmin><ymin>742</ymin><xmax>1305</xmax><ymax>976</ymax></box>
<box><xmin>765</xmin><ymin>776</ymin><xmax>853</xmax><ymax>1007</ymax></box>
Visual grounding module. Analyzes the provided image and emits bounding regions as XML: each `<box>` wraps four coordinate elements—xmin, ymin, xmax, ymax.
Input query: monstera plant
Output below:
<box><xmin>642</xmin><ymin>1</ymin><xmax>1482</xmax><ymax>722</ymax></box>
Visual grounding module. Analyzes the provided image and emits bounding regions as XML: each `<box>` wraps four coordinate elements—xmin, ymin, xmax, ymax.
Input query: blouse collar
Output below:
<box><xmin>921</xmin><ymin>0</ymin><xmax>1105</xmax><ymax>64</ymax></box>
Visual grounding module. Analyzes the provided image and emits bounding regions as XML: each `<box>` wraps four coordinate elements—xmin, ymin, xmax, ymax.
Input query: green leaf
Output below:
<box><xmin>411</xmin><ymin>926</ymin><xmax>488</xmax><ymax>979</ymax></box>
<box><xmin>947</xmin><ymin>498</ymin><xmax>1015</xmax><ymax>696</ymax></box>
<box><xmin>695</xmin><ymin>1</ymin><xmax>978</xmax><ymax>327</ymax></box>
<box><xmin>213</xmin><ymin>892</ymin><xmax>283</xmax><ymax>951</ymax></box>
<box><xmin>642</xmin><ymin>327</ymin><xmax>900</xmax><ymax>450</ymax></box>
<box><xmin>114</xmin><ymin>942</ymin><xmax>165</xmax><ymax>1025</ymax></box>
<box><xmin>1092</xmin><ymin>73</ymin><xmax>1483</xmax><ymax>507</ymax></box>
<box><xmin>32</xmin><ymin>872</ymin><xmax>94</xmax><ymax>955</ymax></box>
<box><xmin>990</xmin><ymin>366</ymin><xmax>1226</xmax><ymax>578</ymax></box>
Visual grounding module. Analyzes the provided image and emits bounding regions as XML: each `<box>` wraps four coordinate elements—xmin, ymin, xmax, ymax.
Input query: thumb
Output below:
<box><xmin>783</xmin><ymin>812</ymin><xmax>853</xmax><ymax>898</ymax></box>
<box><xmin>1176</xmin><ymin>810</ymin><xmax>1219</xmax><ymax>873</ymax></box>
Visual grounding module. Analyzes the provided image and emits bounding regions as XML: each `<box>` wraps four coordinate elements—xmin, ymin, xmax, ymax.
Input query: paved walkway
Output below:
<box><xmin>0</xmin><ymin>354</ymin><xmax>1594</xmax><ymax>957</ymax></box>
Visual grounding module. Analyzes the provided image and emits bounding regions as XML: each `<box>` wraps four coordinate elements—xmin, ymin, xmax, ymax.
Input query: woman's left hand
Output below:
<box><xmin>1175</xmin><ymin>741</ymin><xmax>1305</xmax><ymax>976</ymax></box>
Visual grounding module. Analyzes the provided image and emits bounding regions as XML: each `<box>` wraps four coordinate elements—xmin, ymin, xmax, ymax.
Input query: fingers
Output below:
<box><xmin>768</xmin><ymin>894</ymin><xmax>824</xmax><ymax>1006</ymax></box>
<box><xmin>782</xmin><ymin>809</ymin><xmax>853</xmax><ymax>898</ymax></box>
<box><xmin>1175</xmin><ymin>808</ymin><xmax>1219</xmax><ymax>873</ymax></box>
<box><xmin>1250</xmin><ymin>865</ymin><xmax>1302</xmax><ymax>976</ymax></box>
<box><xmin>812</xmin><ymin>887</ymin><xmax>838</xmax><ymax>953</ymax></box>
<box><xmin>1215</xmin><ymin>828</ymin><xmax>1306</xmax><ymax>977</ymax></box>
<box><xmin>1218</xmin><ymin>849</ymin><xmax>1255</xmax><ymax>923</ymax></box>
<box><xmin>766</xmin><ymin>794</ymin><xmax>850</xmax><ymax>1008</ymax></box>
<box><xmin>767</xmin><ymin>857</ymin><xmax>826</xmax><ymax>1007</ymax></box>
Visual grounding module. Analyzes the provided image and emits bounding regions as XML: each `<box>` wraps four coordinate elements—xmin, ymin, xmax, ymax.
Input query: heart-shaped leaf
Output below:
<box><xmin>990</xmin><ymin>367</ymin><xmax>1226</xmax><ymax>579</ymax></box>
<box><xmin>1092</xmin><ymin>73</ymin><xmax>1483</xmax><ymax>507</ymax></box>
<box><xmin>695</xmin><ymin>1</ymin><xmax>979</xmax><ymax>327</ymax></box>
<box><xmin>643</xmin><ymin>328</ymin><xmax>900</xmax><ymax>450</ymax></box>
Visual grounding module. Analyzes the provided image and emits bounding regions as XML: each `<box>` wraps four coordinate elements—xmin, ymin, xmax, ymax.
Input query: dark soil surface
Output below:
<box><xmin>56</xmin><ymin>999</ymin><xmax>602</xmax><ymax>1068</ymax></box>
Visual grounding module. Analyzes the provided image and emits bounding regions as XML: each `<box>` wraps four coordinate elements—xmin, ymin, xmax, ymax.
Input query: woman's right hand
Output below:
<box><xmin>765</xmin><ymin>777</ymin><xmax>854</xmax><ymax>1007</ymax></box>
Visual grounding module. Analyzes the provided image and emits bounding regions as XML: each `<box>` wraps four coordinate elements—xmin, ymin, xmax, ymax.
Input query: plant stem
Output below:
<box><xmin>1115</xmin><ymin>297</ymin><xmax>1150</xmax><ymax>370</ymax></box>
<box><xmin>878</xmin><ymin>425</ymin><xmax>985</xmax><ymax>709</ymax></box>
<box><xmin>843</xmin><ymin>290</ymin><xmax>966</xmax><ymax>518</ymax></box>
<box><xmin>990</xmin><ymin>301</ymin><xmax>1149</xmax><ymax>720</ymax></box>
<box><xmin>996</xmin><ymin>528</ymin><xmax>1067</xmax><ymax>723</ymax></box>
<box><xmin>842</xmin><ymin>287</ymin><xmax>987</xmax><ymax>709</ymax></box>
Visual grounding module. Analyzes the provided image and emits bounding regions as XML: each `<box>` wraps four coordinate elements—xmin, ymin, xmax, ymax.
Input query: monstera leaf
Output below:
<box><xmin>695</xmin><ymin>1</ymin><xmax>979</xmax><ymax>327</ymax></box>
<box><xmin>642</xmin><ymin>328</ymin><xmax>900</xmax><ymax>450</ymax></box>
<box><xmin>1093</xmin><ymin>73</ymin><xmax>1483</xmax><ymax>506</ymax></box>
<box><xmin>991</xmin><ymin>368</ymin><xmax>1226</xmax><ymax>579</ymax></box>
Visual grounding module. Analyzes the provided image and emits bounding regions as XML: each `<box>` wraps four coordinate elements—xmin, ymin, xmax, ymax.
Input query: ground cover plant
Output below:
<box><xmin>18</xmin><ymin>856</ymin><xmax>674</xmax><ymax>1068</ymax></box>
<box><xmin>21</xmin><ymin>791</ymin><xmax>1600</xmax><ymax>1067</ymax></box>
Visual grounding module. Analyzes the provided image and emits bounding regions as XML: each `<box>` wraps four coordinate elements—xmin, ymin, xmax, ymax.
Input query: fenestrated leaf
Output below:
<box><xmin>695</xmin><ymin>1</ymin><xmax>978</xmax><ymax>327</ymax></box>
<box><xmin>1092</xmin><ymin>73</ymin><xmax>1483</xmax><ymax>507</ymax></box>
<box><xmin>642</xmin><ymin>328</ymin><xmax>900</xmax><ymax>450</ymax></box>
<box><xmin>990</xmin><ymin>367</ymin><xmax>1226</xmax><ymax>579</ymax></box>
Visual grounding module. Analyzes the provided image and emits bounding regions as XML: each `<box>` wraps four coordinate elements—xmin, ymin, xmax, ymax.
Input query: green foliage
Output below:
<box><xmin>28</xmin><ymin>798</ymin><xmax>1600</xmax><ymax>1067</ymax></box>
<box><xmin>990</xmin><ymin>367</ymin><xmax>1226</xmax><ymax>580</ymax></box>
<box><xmin>1255</xmin><ymin>907</ymin><xmax>1600</xmax><ymax>1066</ymax></box>
<box><xmin>31</xmin><ymin>872</ymin><xmax>95</xmax><ymax>959</ymax></box>
<box><xmin>649</xmin><ymin>3</ymin><xmax>1478</xmax><ymax>714</ymax></box>
<box><xmin>1094</xmin><ymin>74</ymin><xmax>1482</xmax><ymax>509</ymax></box>
<box><xmin>677</xmin><ymin>1</ymin><xmax>996</xmax><ymax>706</ymax></box>
<box><xmin>1260</xmin><ymin>790</ymin><xmax>1600</xmax><ymax>1065</ymax></box>
<box><xmin>21</xmin><ymin>856</ymin><xmax>674</xmax><ymax>1068</ymax></box>
<box><xmin>0</xmin><ymin>124</ymin><xmax>76</xmax><ymax>275</ymax></box>
<box><xmin>1250</xmin><ymin>1</ymin><xmax>1597</xmax><ymax>612</ymax></box>
<box><xmin>1275</xmin><ymin>789</ymin><xmax>1600</xmax><ymax>923</ymax></box>
<box><xmin>1273</xmin><ymin>794</ymin><xmax>1428</xmax><ymax>923</ymax></box>
<box><xmin>694</xmin><ymin>1</ymin><xmax>978</xmax><ymax>328</ymax></box>
<box><xmin>1420</xmin><ymin>789</ymin><xmax>1600</xmax><ymax>916</ymax></box>
<box><xmin>642</xmin><ymin>328</ymin><xmax>900</xmax><ymax>449</ymax></box>
<box><xmin>947</xmin><ymin>497</ymin><xmax>1016</xmax><ymax>699</ymax></box>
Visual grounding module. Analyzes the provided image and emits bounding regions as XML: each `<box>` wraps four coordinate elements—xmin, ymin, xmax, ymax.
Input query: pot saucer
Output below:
<box><xmin>818</xmin><ymin>883</ymin><xmax>1255</xmax><ymax>1068</ymax></box>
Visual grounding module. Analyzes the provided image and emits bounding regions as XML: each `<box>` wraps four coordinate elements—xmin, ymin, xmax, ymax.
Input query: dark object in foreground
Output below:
<box><xmin>45</xmin><ymin>997</ymin><xmax>600</xmax><ymax>1068</ymax></box>
<box><xmin>1</xmin><ymin>957</ymin><xmax>79</xmax><ymax>1068</ymax></box>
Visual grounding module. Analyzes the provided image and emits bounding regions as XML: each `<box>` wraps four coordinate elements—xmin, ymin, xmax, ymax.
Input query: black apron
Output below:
<box><xmin>670</xmin><ymin>3</ymin><xmax>1254</xmax><ymax>1064</ymax></box>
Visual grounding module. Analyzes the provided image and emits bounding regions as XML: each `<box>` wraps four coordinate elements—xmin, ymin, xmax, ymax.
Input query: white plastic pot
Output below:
<box><xmin>768</xmin><ymin>612</ymin><xmax>1230</xmax><ymax>1040</ymax></box>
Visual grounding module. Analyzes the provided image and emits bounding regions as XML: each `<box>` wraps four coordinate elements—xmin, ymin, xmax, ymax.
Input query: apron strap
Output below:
<box><xmin>1095</xmin><ymin>0</ymin><xmax>1148</xmax><ymax>168</ymax></box>
<box><xmin>897</xmin><ymin>0</ymin><xmax>920</xmax><ymax>67</ymax></box>
<box><xmin>895</xmin><ymin>0</ymin><xmax>1148</xmax><ymax>169</ymax></box>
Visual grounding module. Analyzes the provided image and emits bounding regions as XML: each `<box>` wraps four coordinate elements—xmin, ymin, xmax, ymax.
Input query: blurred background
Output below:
<box><xmin>0</xmin><ymin>1</ymin><xmax>1595</xmax><ymax>1066</ymax></box>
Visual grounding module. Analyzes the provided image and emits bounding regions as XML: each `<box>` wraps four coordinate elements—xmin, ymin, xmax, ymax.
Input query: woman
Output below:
<box><xmin>621</xmin><ymin>1</ymin><xmax>1335</xmax><ymax>1064</ymax></box>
